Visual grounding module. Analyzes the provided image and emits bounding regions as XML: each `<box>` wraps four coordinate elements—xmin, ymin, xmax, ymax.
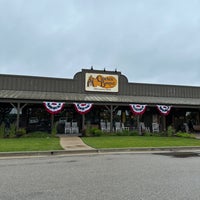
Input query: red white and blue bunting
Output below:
<box><xmin>129</xmin><ymin>104</ymin><xmax>147</xmax><ymax>115</ymax></box>
<box><xmin>43</xmin><ymin>102</ymin><xmax>65</xmax><ymax>114</ymax></box>
<box><xmin>156</xmin><ymin>105</ymin><xmax>172</xmax><ymax>116</ymax></box>
<box><xmin>74</xmin><ymin>103</ymin><xmax>93</xmax><ymax>115</ymax></box>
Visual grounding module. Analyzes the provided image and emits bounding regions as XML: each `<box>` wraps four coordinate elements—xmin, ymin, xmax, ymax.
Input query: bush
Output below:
<box><xmin>167</xmin><ymin>126</ymin><xmax>175</xmax><ymax>137</ymax></box>
<box><xmin>116</xmin><ymin>130</ymin><xmax>129</xmax><ymax>136</ymax></box>
<box><xmin>0</xmin><ymin>123</ymin><xmax>5</xmax><ymax>138</ymax></box>
<box><xmin>129</xmin><ymin>130</ymin><xmax>139</xmax><ymax>136</ymax></box>
<box><xmin>152</xmin><ymin>131</ymin><xmax>162</xmax><ymax>137</ymax></box>
<box><xmin>15</xmin><ymin>128</ymin><xmax>26</xmax><ymax>138</ymax></box>
<box><xmin>175</xmin><ymin>132</ymin><xmax>195</xmax><ymax>139</ymax></box>
<box><xmin>93</xmin><ymin>129</ymin><xmax>102</xmax><ymax>137</ymax></box>
<box><xmin>25</xmin><ymin>131</ymin><xmax>53</xmax><ymax>138</ymax></box>
<box><xmin>51</xmin><ymin>123</ymin><xmax>56</xmax><ymax>136</ymax></box>
<box><xmin>85</xmin><ymin>127</ymin><xmax>93</xmax><ymax>137</ymax></box>
<box><xmin>144</xmin><ymin>131</ymin><xmax>152</xmax><ymax>136</ymax></box>
<box><xmin>115</xmin><ymin>130</ymin><xmax>140</xmax><ymax>136</ymax></box>
<box><xmin>10</xmin><ymin>123</ymin><xmax>16</xmax><ymax>138</ymax></box>
<box><xmin>0</xmin><ymin>123</ymin><xmax>17</xmax><ymax>138</ymax></box>
<box><xmin>85</xmin><ymin>127</ymin><xmax>102</xmax><ymax>137</ymax></box>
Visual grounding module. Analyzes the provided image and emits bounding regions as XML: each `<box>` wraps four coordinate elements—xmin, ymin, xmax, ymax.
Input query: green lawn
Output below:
<box><xmin>0</xmin><ymin>137</ymin><xmax>63</xmax><ymax>152</ymax></box>
<box><xmin>82</xmin><ymin>136</ymin><xmax>200</xmax><ymax>149</ymax></box>
<box><xmin>1</xmin><ymin>136</ymin><xmax>200</xmax><ymax>153</ymax></box>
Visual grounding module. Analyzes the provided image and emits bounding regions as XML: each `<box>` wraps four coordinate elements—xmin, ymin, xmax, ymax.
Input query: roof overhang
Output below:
<box><xmin>1</xmin><ymin>90</ymin><xmax>200</xmax><ymax>107</ymax></box>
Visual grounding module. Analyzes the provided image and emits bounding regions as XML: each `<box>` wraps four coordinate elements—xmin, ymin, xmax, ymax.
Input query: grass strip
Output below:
<box><xmin>0</xmin><ymin>137</ymin><xmax>63</xmax><ymax>152</ymax></box>
<box><xmin>82</xmin><ymin>136</ymin><xmax>200</xmax><ymax>149</ymax></box>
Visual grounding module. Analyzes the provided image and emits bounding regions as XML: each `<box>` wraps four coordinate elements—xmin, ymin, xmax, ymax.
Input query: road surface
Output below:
<box><xmin>0</xmin><ymin>152</ymin><xmax>200</xmax><ymax>200</ymax></box>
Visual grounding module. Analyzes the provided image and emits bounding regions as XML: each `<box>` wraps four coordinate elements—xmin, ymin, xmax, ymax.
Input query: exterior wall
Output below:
<box><xmin>127</xmin><ymin>83</ymin><xmax>200</xmax><ymax>98</ymax></box>
<box><xmin>1</xmin><ymin>69</ymin><xmax>200</xmax><ymax>99</ymax></box>
<box><xmin>0</xmin><ymin>74</ymin><xmax>77</xmax><ymax>93</ymax></box>
<box><xmin>1</xmin><ymin>69</ymin><xmax>200</xmax><ymax>134</ymax></box>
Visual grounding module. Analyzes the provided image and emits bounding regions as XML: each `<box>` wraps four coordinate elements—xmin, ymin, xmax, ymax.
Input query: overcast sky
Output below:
<box><xmin>0</xmin><ymin>0</ymin><xmax>200</xmax><ymax>86</ymax></box>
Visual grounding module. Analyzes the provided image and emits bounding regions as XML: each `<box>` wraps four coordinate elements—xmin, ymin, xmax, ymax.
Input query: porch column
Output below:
<box><xmin>105</xmin><ymin>105</ymin><xmax>118</xmax><ymax>132</ymax></box>
<box><xmin>137</xmin><ymin>115</ymin><xmax>141</xmax><ymax>135</ymax></box>
<box><xmin>110</xmin><ymin>105</ymin><xmax>113</xmax><ymax>132</ymax></box>
<box><xmin>163</xmin><ymin>116</ymin><xmax>166</xmax><ymax>131</ymax></box>
<box><xmin>82</xmin><ymin>114</ymin><xmax>85</xmax><ymax>132</ymax></box>
<box><xmin>16</xmin><ymin>103</ymin><xmax>20</xmax><ymax>130</ymax></box>
<box><xmin>11</xmin><ymin>103</ymin><xmax>27</xmax><ymax>131</ymax></box>
<box><xmin>51</xmin><ymin>114</ymin><xmax>54</xmax><ymax>133</ymax></box>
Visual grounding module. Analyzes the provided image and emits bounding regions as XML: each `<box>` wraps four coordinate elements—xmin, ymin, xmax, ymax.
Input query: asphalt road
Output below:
<box><xmin>0</xmin><ymin>152</ymin><xmax>200</xmax><ymax>200</ymax></box>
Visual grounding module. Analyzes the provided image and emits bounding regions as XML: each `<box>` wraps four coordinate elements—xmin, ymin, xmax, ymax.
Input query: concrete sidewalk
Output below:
<box><xmin>59</xmin><ymin>136</ymin><xmax>94</xmax><ymax>151</ymax></box>
<box><xmin>194</xmin><ymin>134</ymin><xmax>200</xmax><ymax>139</ymax></box>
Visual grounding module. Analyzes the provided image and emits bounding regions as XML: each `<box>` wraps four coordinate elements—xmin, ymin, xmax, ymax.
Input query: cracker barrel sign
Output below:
<box><xmin>85</xmin><ymin>73</ymin><xmax>119</xmax><ymax>92</ymax></box>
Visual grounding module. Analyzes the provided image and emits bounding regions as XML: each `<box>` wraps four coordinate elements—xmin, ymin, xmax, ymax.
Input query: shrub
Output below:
<box><xmin>129</xmin><ymin>130</ymin><xmax>139</xmax><ymax>136</ymax></box>
<box><xmin>15</xmin><ymin>128</ymin><xmax>26</xmax><ymax>138</ymax></box>
<box><xmin>122</xmin><ymin>130</ymin><xmax>132</xmax><ymax>136</ymax></box>
<box><xmin>152</xmin><ymin>131</ymin><xmax>161</xmax><ymax>137</ymax></box>
<box><xmin>115</xmin><ymin>130</ymin><xmax>140</xmax><ymax>136</ymax></box>
<box><xmin>175</xmin><ymin>132</ymin><xmax>195</xmax><ymax>138</ymax></box>
<box><xmin>51</xmin><ymin>123</ymin><xmax>56</xmax><ymax>136</ymax></box>
<box><xmin>85</xmin><ymin>127</ymin><xmax>93</xmax><ymax>137</ymax></box>
<box><xmin>85</xmin><ymin>127</ymin><xmax>102</xmax><ymax>137</ymax></box>
<box><xmin>25</xmin><ymin>131</ymin><xmax>53</xmax><ymax>138</ymax></box>
<box><xmin>144</xmin><ymin>131</ymin><xmax>152</xmax><ymax>136</ymax></box>
<box><xmin>93</xmin><ymin>129</ymin><xmax>102</xmax><ymax>137</ymax></box>
<box><xmin>0</xmin><ymin>123</ymin><xmax>5</xmax><ymax>138</ymax></box>
<box><xmin>0</xmin><ymin>123</ymin><xmax>17</xmax><ymax>138</ymax></box>
<box><xmin>116</xmin><ymin>130</ymin><xmax>129</xmax><ymax>136</ymax></box>
<box><xmin>167</xmin><ymin>126</ymin><xmax>175</xmax><ymax>137</ymax></box>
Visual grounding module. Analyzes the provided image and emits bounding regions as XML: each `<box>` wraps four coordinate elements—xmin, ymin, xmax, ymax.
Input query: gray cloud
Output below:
<box><xmin>0</xmin><ymin>0</ymin><xmax>200</xmax><ymax>86</ymax></box>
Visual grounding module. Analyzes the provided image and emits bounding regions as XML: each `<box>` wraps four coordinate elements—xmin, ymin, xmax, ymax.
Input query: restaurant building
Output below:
<box><xmin>0</xmin><ymin>68</ymin><xmax>200</xmax><ymax>135</ymax></box>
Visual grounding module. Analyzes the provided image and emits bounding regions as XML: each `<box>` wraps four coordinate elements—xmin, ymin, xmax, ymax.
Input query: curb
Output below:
<box><xmin>0</xmin><ymin>149</ymin><xmax>98</xmax><ymax>157</ymax></box>
<box><xmin>1</xmin><ymin>146</ymin><xmax>200</xmax><ymax>157</ymax></box>
<box><xmin>97</xmin><ymin>146</ymin><xmax>200</xmax><ymax>153</ymax></box>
